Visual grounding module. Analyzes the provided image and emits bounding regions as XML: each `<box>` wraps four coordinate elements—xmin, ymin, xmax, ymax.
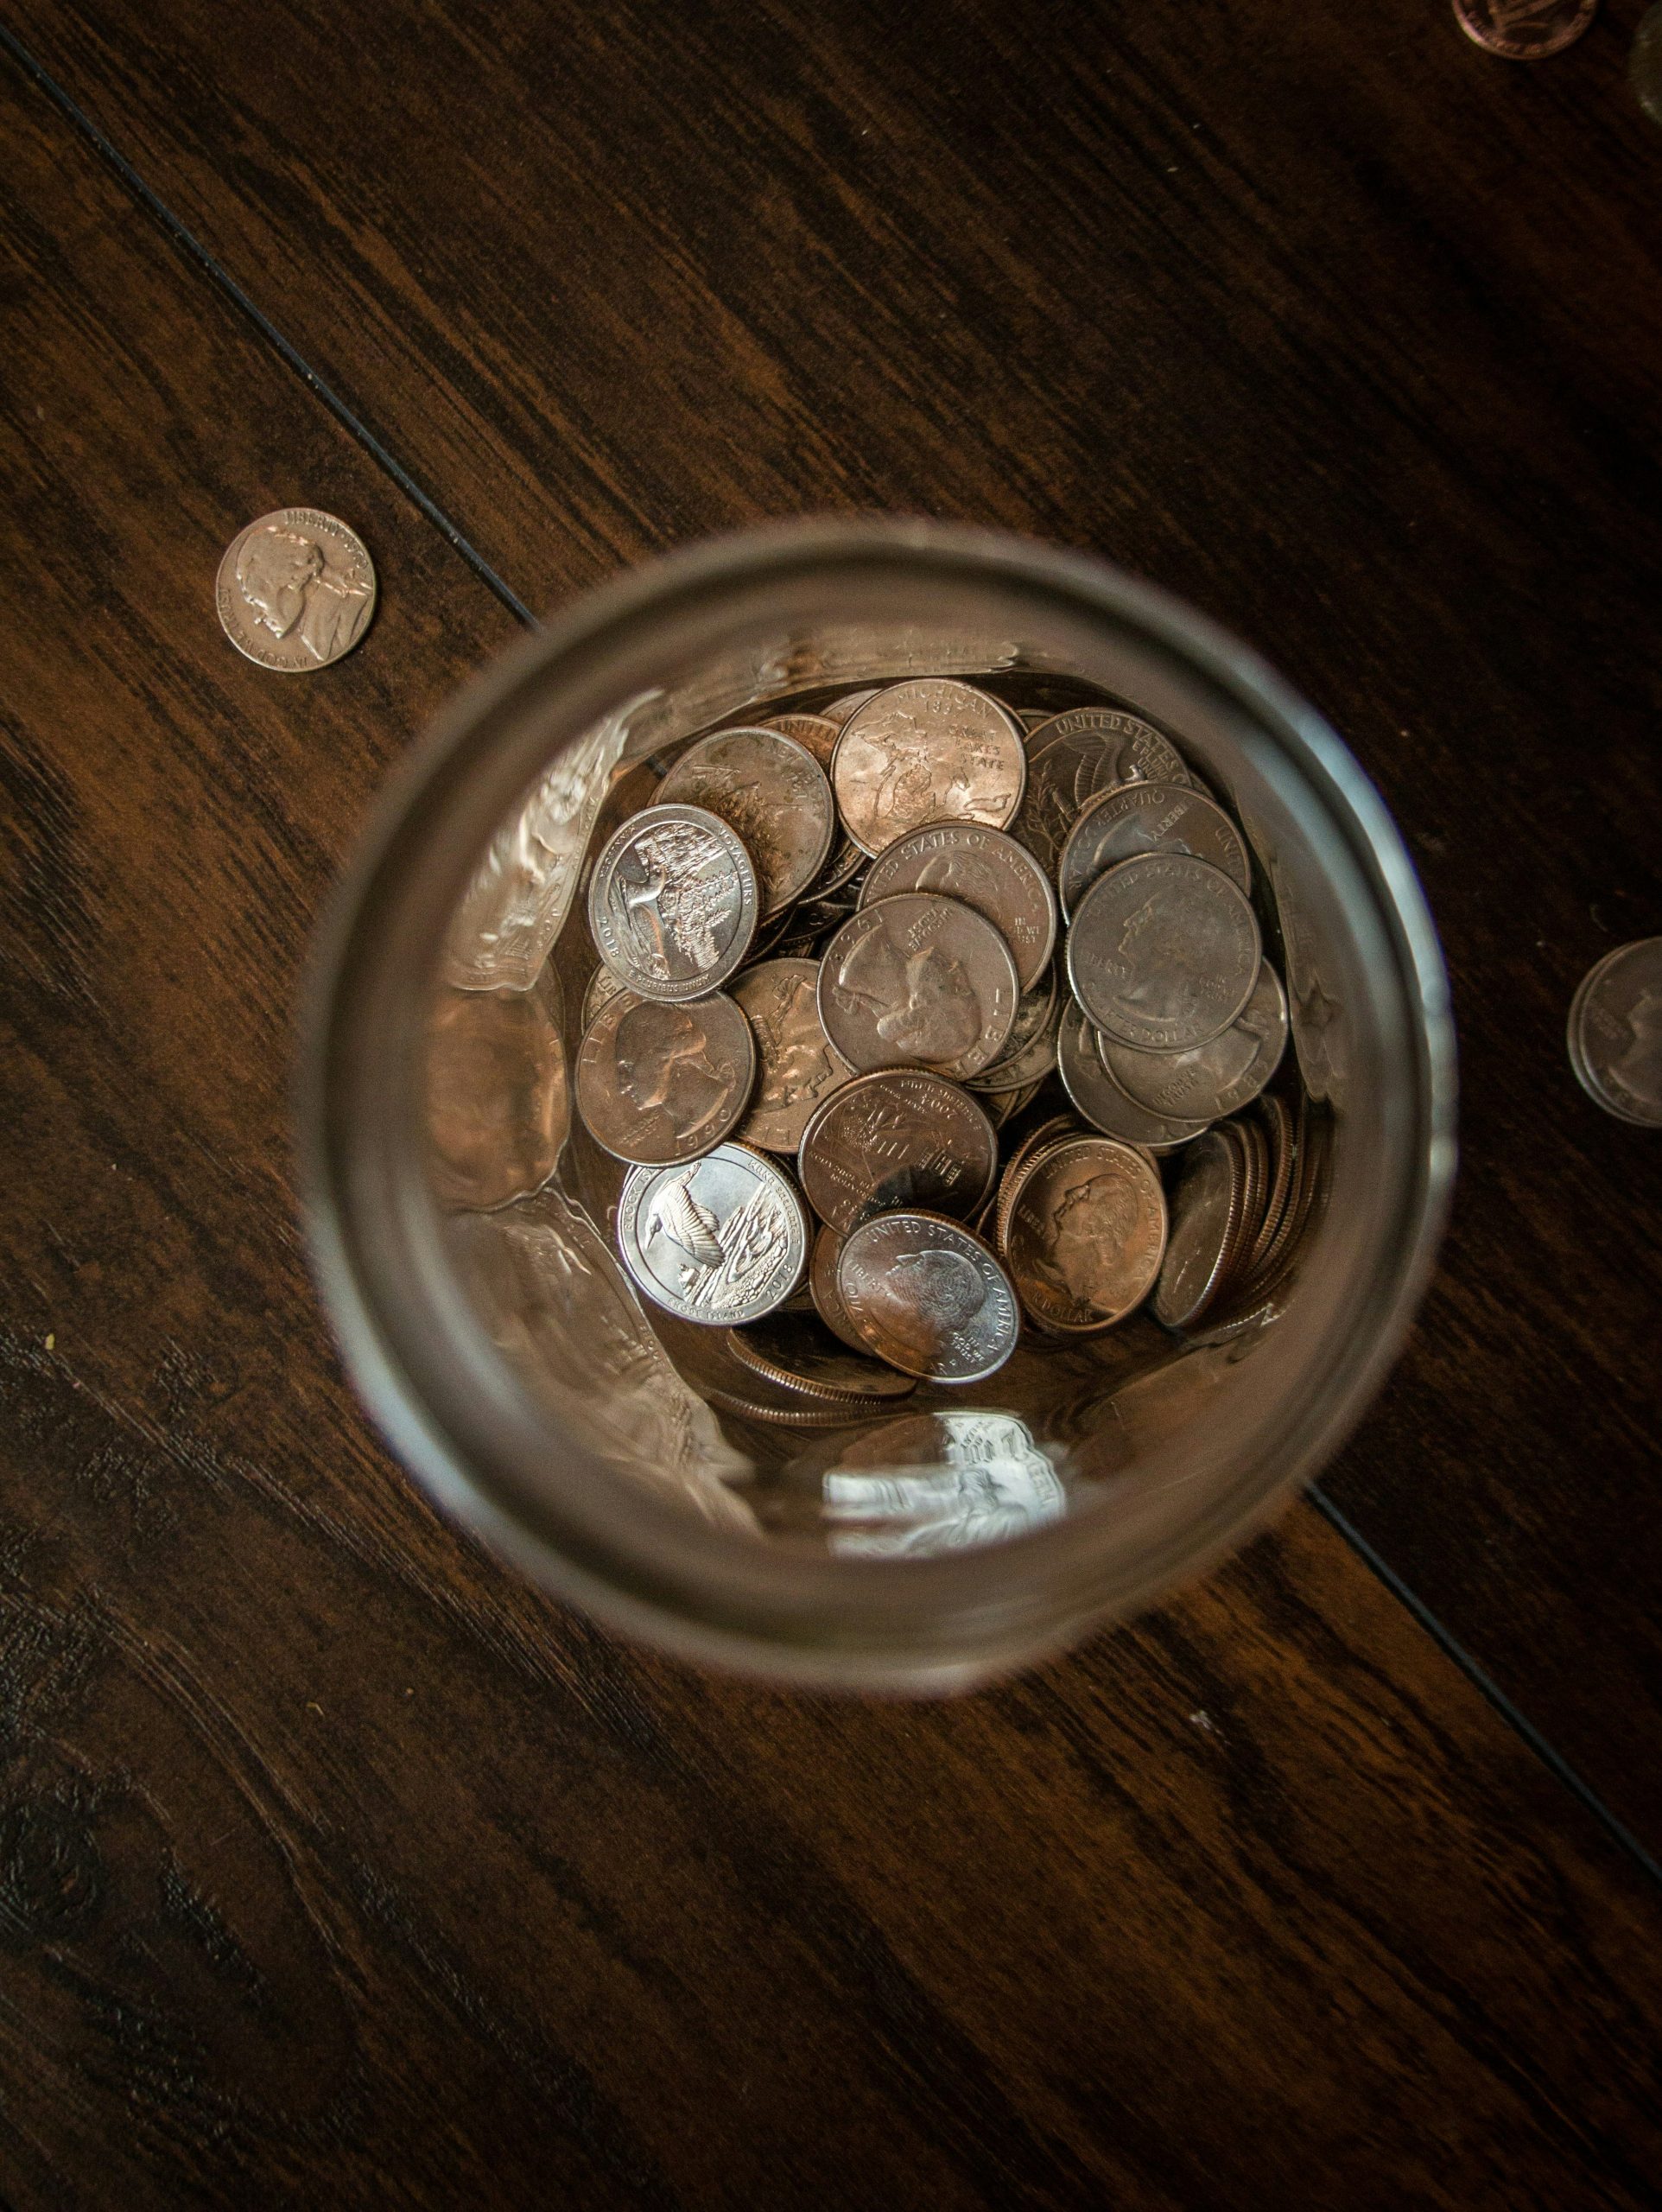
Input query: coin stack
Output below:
<box><xmin>575</xmin><ymin>677</ymin><xmax>1317</xmax><ymax>1407</ymax></box>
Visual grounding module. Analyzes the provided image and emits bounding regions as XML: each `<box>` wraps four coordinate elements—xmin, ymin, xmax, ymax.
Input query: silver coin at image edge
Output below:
<box><xmin>216</xmin><ymin>508</ymin><xmax>376</xmax><ymax>672</ymax></box>
<box><xmin>1568</xmin><ymin>936</ymin><xmax>1662</xmax><ymax>1126</ymax></box>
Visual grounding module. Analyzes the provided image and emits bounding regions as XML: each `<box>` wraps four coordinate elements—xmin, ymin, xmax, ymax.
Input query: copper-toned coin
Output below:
<box><xmin>860</xmin><ymin>821</ymin><xmax>1056</xmax><ymax>990</ymax></box>
<box><xmin>797</xmin><ymin>1068</ymin><xmax>998</xmax><ymax>1234</ymax></box>
<box><xmin>1014</xmin><ymin>707</ymin><xmax>1191</xmax><ymax>876</ymax></box>
<box><xmin>588</xmin><ymin>802</ymin><xmax>758</xmax><ymax>1002</ymax></box>
<box><xmin>574</xmin><ymin>989</ymin><xmax>755</xmax><ymax>1165</ymax></box>
<box><xmin>426</xmin><ymin>976</ymin><xmax>568</xmax><ymax>1211</ymax></box>
<box><xmin>658</xmin><ymin>727</ymin><xmax>835</xmax><ymax>918</ymax></box>
<box><xmin>809</xmin><ymin>1224</ymin><xmax>867</xmax><ymax>1350</ymax></box>
<box><xmin>836</xmin><ymin>1211</ymin><xmax>1020</xmax><ymax>1383</ymax></box>
<box><xmin>818</xmin><ymin>893</ymin><xmax>1019</xmax><ymax>1079</ymax></box>
<box><xmin>1056</xmin><ymin>999</ymin><xmax>1209</xmax><ymax>1151</ymax></box>
<box><xmin>1101</xmin><ymin>963</ymin><xmax>1287</xmax><ymax>1122</ymax></box>
<box><xmin>1454</xmin><ymin>0</ymin><xmax>1595</xmax><ymax>58</ymax></box>
<box><xmin>706</xmin><ymin>1384</ymin><xmax>890</xmax><ymax>1429</ymax></box>
<box><xmin>821</xmin><ymin>688</ymin><xmax>881</xmax><ymax>728</ymax></box>
<box><xmin>731</xmin><ymin>958</ymin><xmax>853</xmax><ymax>1153</ymax></box>
<box><xmin>1066</xmin><ymin>854</ymin><xmax>1260</xmax><ymax>1052</ymax></box>
<box><xmin>1567</xmin><ymin>937</ymin><xmax>1662</xmax><ymax>1126</ymax></box>
<box><xmin>760</xmin><ymin>711</ymin><xmax>841</xmax><ymax>769</ymax></box>
<box><xmin>618</xmin><ymin>1144</ymin><xmax>809</xmax><ymax>1325</ymax></box>
<box><xmin>832</xmin><ymin>680</ymin><xmax>1026</xmax><ymax>856</ymax></box>
<box><xmin>1003</xmin><ymin>1135</ymin><xmax>1167</xmax><ymax>1334</ymax></box>
<box><xmin>580</xmin><ymin>963</ymin><xmax>631</xmax><ymax>1033</ymax></box>
<box><xmin>1057</xmin><ymin>781</ymin><xmax>1253</xmax><ymax>918</ymax></box>
<box><xmin>215</xmin><ymin>507</ymin><xmax>376</xmax><ymax>673</ymax></box>
<box><xmin>1151</xmin><ymin>1128</ymin><xmax>1247</xmax><ymax>1331</ymax></box>
<box><xmin>724</xmin><ymin>1313</ymin><xmax>917</xmax><ymax>1402</ymax></box>
<box><xmin>967</xmin><ymin>967</ymin><xmax>1061</xmax><ymax>1093</ymax></box>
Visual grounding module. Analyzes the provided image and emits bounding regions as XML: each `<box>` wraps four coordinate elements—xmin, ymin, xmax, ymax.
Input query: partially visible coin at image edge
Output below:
<box><xmin>216</xmin><ymin>507</ymin><xmax>376</xmax><ymax>672</ymax></box>
<box><xmin>1452</xmin><ymin>0</ymin><xmax>1596</xmax><ymax>60</ymax></box>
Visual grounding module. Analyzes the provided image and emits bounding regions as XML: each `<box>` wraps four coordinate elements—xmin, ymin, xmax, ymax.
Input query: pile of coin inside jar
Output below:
<box><xmin>574</xmin><ymin>677</ymin><xmax>1319</xmax><ymax>1413</ymax></box>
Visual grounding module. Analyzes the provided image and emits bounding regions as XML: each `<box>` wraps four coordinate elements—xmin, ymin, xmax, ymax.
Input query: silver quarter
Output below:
<box><xmin>832</xmin><ymin>680</ymin><xmax>1025</xmax><ymax>856</ymax></box>
<box><xmin>1056</xmin><ymin>999</ymin><xmax>1209</xmax><ymax>1150</ymax></box>
<box><xmin>819</xmin><ymin>893</ymin><xmax>1019</xmax><ymax>1079</ymax></box>
<box><xmin>1057</xmin><ymin>781</ymin><xmax>1252</xmax><ymax>917</ymax></box>
<box><xmin>581</xmin><ymin>963</ymin><xmax>631</xmax><ymax>1032</ymax></box>
<box><xmin>731</xmin><ymin>958</ymin><xmax>853</xmax><ymax>1153</ymax></box>
<box><xmin>618</xmin><ymin>1143</ymin><xmax>809</xmax><ymax>1325</ymax></box>
<box><xmin>1568</xmin><ymin>937</ymin><xmax>1662</xmax><ymax>1125</ymax></box>
<box><xmin>658</xmin><ymin>727</ymin><xmax>836</xmax><ymax>918</ymax></box>
<box><xmin>1003</xmin><ymin>1135</ymin><xmax>1167</xmax><ymax>1334</ymax></box>
<box><xmin>797</xmin><ymin>1068</ymin><xmax>998</xmax><ymax>1234</ymax></box>
<box><xmin>1101</xmin><ymin>962</ymin><xmax>1287</xmax><ymax>1122</ymax></box>
<box><xmin>1014</xmin><ymin>707</ymin><xmax>1190</xmax><ymax>876</ymax></box>
<box><xmin>860</xmin><ymin>820</ymin><xmax>1056</xmax><ymax>990</ymax></box>
<box><xmin>967</xmin><ymin>966</ymin><xmax>1061</xmax><ymax>1093</ymax></box>
<box><xmin>574</xmin><ymin>989</ymin><xmax>754</xmax><ymax>1165</ymax></box>
<box><xmin>587</xmin><ymin>802</ymin><xmax>758</xmax><ymax>1002</ymax></box>
<box><xmin>1066</xmin><ymin>853</ymin><xmax>1260</xmax><ymax>1051</ymax></box>
<box><xmin>724</xmin><ymin>1313</ymin><xmax>917</xmax><ymax>1402</ymax></box>
<box><xmin>216</xmin><ymin>507</ymin><xmax>375</xmax><ymax>672</ymax></box>
<box><xmin>1151</xmin><ymin>1128</ymin><xmax>1248</xmax><ymax>1331</ymax></box>
<box><xmin>836</xmin><ymin>1211</ymin><xmax>1020</xmax><ymax>1382</ymax></box>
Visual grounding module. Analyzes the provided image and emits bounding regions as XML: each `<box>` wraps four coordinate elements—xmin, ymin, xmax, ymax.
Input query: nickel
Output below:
<box><xmin>216</xmin><ymin>508</ymin><xmax>376</xmax><ymax>673</ymax></box>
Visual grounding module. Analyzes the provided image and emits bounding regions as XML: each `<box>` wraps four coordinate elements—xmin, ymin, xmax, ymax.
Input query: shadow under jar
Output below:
<box><xmin>302</xmin><ymin>520</ymin><xmax>1456</xmax><ymax>1690</ymax></box>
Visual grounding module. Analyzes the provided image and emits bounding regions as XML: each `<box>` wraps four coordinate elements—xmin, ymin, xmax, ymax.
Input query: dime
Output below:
<box><xmin>1003</xmin><ymin>1135</ymin><xmax>1167</xmax><ymax>1334</ymax></box>
<box><xmin>587</xmin><ymin>802</ymin><xmax>758</xmax><ymax>1001</ymax></box>
<box><xmin>216</xmin><ymin>507</ymin><xmax>376</xmax><ymax>672</ymax></box>
<box><xmin>731</xmin><ymin>958</ymin><xmax>853</xmax><ymax>1152</ymax></box>
<box><xmin>1057</xmin><ymin>782</ymin><xmax>1252</xmax><ymax>917</ymax></box>
<box><xmin>1453</xmin><ymin>0</ymin><xmax>1595</xmax><ymax>58</ymax></box>
<box><xmin>1101</xmin><ymin>962</ymin><xmax>1287</xmax><ymax>1122</ymax></box>
<box><xmin>760</xmin><ymin>711</ymin><xmax>841</xmax><ymax>768</ymax></box>
<box><xmin>1056</xmin><ymin>999</ymin><xmax>1209</xmax><ymax>1150</ymax></box>
<box><xmin>797</xmin><ymin>1069</ymin><xmax>998</xmax><ymax>1234</ymax></box>
<box><xmin>860</xmin><ymin>821</ymin><xmax>1057</xmax><ymax>990</ymax></box>
<box><xmin>966</xmin><ymin>967</ymin><xmax>1060</xmax><ymax>1093</ymax></box>
<box><xmin>1151</xmin><ymin>1128</ymin><xmax>1247</xmax><ymax>1331</ymax></box>
<box><xmin>574</xmin><ymin>989</ymin><xmax>754</xmax><ymax>1165</ymax></box>
<box><xmin>658</xmin><ymin>728</ymin><xmax>835</xmax><ymax>917</ymax></box>
<box><xmin>1066</xmin><ymin>853</ymin><xmax>1260</xmax><ymax>1051</ymax></box>
<box><xmin>1567</xmin><ymin>936</ymin><xmax>1662</xmax><ymax>1125</ymax></box>
<box><xmin>837</xmin><ymin>1211</ymin><xmax>1020</xmax><ymax>1382</ymax></box>
<box><xmin>724</xmin><ymin>1313</ymin><xmax>917</xmax><ymax>1401</ymax></box>
<box><xmin>1013</xmin><ymin>707</ymin><xmax>1191</xmax><ymax>877</ymax></box>
<box><xmin>618</xmin><ymin>1143</ymin><xmax>809</xmax><ymax>1325</ymax></box>
<box><xmin>819</xmin><ymin>893</ymin><xmax>1019</xmax><ymax>1078</ymax></box>
<box><xmin>832</xmin><ymin>680</ymin><xmax>1026</xmax><ymax>855</ymax></box>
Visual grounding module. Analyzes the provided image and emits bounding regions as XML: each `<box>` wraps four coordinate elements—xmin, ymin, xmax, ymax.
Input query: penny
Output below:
<box><xmin>1453</xmin><ymin>0</ymin><xmax>1596</xmax><ymax>58</ymax></box>
<box><xmin>1013</xmin><ymin>707</ymin><xmax>1191</xmax><ymax>876</ymax></box>
<box><xmin>658</xmin><ymin>728</ymin><xmax>836</xmax><ymax>918</ymax></box>
<box><xmin>1066</xmin><ymin>853</ymin><xmax>1260</xmax><ymax>1051</ymax></box>
<box><xmin>724</xmin><ymin>1313</ymin><xmax>917</xmax><ymax>1402</ymax></box>
<box><xmin>574</xmin><ymin>989</ymin><xmax>755</xmax><ymax>1165</ymax></box>
<box><xmin>1057</xmin><ymin>781</ymin><xmax>1252</xmax><ymax>917</ymax></box>
<box><xmin>860</xmin><ymin>821</ymin><xmax>1057</xmax><ymax>990</ymax></box>
<box><xmin>797</xmin><ymin>1069</ymin><xmax>998</xmax><ymax>1234</ymax></box>
<box><xmin>1101</xmin><ymin>962</ymin><xmax>1288</xmax><ymax>1122</ymax></box>
<box><xmin>760</xmin><ymin>711</ymin><xmax>841</xmax><ymax>768</ymax></box>
<box><xmin>832</xmin><ymin>680</ymin><xmax>1026</xmax><ymax>855</ymax></box>
<box><xmin>730</xmin><ymin>959</ymin><xmax>853</xmax><ymax>1152</ymax></box>
<box><xmin>581</xmin><ymin>963</ymin><xmax>631</xmax><ymax>1032</ymax></box>
<box><xmin>837</xmin><ymin>1211</ymin><xmax>1020</xmax><ymax>1382</ymax></box>
<box><xmin>1056</xmin><ymin>998</ymin><xmax>1209</xmax><ymax>1150</ymax></box>
<box><xmin>1151</xmin><ymin>1128</ymin><xmax>1248</xmax><ymax>1331</ymax></box>
<box><xmin>967</xmin><ymin>967</ymin><xmax>1061</xmax><ymax>1093</ymax></box>
<box><xmin>1567</xmin><ymin>937</ymin><xmax>1662</xmax><ymax>1125</ymax></box>
<box><xmin>216</xmin><ymin>507</ymin><xmax>376</xmax><ymax>672</ymax></box>
<box><xmin>588</xmin><ymin>802</ymin><xmax>758</xmax><ymax>1001</ymax></box>
<box><xmin>1004</xmin><ymin>1135</ymin><xmax>1167</xmax><ymax>1334</ymax></box>
<box><xmin>618</xmin><ymin>1143</ymin><xmax>809</xmax><ymax>1325</ymax></box>
<box><xmin>819</xmin><ymin>893</ymin><xmax>1018</xmax><ymax>1079</ymax></box>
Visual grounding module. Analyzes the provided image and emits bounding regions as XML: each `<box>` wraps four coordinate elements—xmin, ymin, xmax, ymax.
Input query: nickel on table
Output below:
<box><xmin>1066</xmin><ymin>852</ymin><xmax>1260</xmax><ymax>1052</ymax></box>
<box><xmin>1057</xmin><ymin>780</ymin><xmax>1253</xmax><ymax>917</ymax></box>
<box><xmin>1101</xmin><ymin>962</ymin><xmax>1287</xmax><ymax>1122</ymax></box>
<box><xmin>618</xmin><ymin>1142</ymin><xmax>809</xmax><ymax>1325</ymax></box>
<box><xmin>658</xmin><ymin>727</ymin><xmax>835</xmax><ymax>917</ymax></box>
<box><xmin>832</xmin><ymin>679</ymin><xmax>1026</xmax><ymax>855</ymax></box>
<box><xmin>574</xmin><ymin>988</ymin><xmax>755</xmax><ymax>1165</ymax></box>
<box><xmin>588</xmin><ymin>801</ymin><xmax>758</xmax><ymax>1001</ymax></box>
<box><xmin>860</xmin><ymin>819</ymin><xmax>1056</xmax><ymax>991</ymax></box>
<box><xmin>1001</xmin><ymin>1133</ymin><xmax>1168</xmax><ymax>1334</ymax></box>
<box><xmin>798</xmin><ymin>1068</ymin><xmax>998</xmax><ymax>1234</ymax></box>
<box><xmin>819</xmin><ymin>892</ymin><xmax>1018</xmax><ymax>1079</ymax></box>
<box><xmin>1567</xmin><ymin>936</ymin><xmax>1662</xmax><ymax>1126</ymax></box>
<box><xmin>216</xmin><ymin>507</ymin><xmax>376</xmax><ymax>672</ymax></box>
<box><xmin>730</xmin><ymin>958</ymin><xmax>853</xmax><ymax>1153</ymax></box>
<box><xmin>836</xmin><ymin>1211</ymin><xmax>1021</xmax><ymax>1382</ymax></box>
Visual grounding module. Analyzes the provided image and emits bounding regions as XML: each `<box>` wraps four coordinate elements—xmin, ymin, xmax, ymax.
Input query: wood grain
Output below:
<box><xmin>3</xmin><ymin>31</ymin><xmax>1662</xmax><ymax>2212</ymax></box>
<box><xmin>10</xmin><ymin>0</ymin><xmax>1660</xmax><ymax>1852</ymax></box>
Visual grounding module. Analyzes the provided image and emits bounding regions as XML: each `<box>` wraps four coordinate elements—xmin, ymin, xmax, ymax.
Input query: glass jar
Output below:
<box><xmin>301</xmin><ymin>520</ymin><xmax>1456</xmax><ymax>1689</ymax></box>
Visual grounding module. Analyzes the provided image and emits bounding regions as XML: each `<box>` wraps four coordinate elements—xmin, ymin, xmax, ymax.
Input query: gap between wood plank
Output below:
<box><xmin>6</xmin><ymin>18</ymin><xmax>1657</xmax><ymax>1900</ymax></box>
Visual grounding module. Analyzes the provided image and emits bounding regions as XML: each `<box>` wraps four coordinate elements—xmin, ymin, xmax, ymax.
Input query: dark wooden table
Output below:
<box><xmin>3</xmin><ymin>3</ymin><xmax>1660</xmax><ymax>2204</ymax></box>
